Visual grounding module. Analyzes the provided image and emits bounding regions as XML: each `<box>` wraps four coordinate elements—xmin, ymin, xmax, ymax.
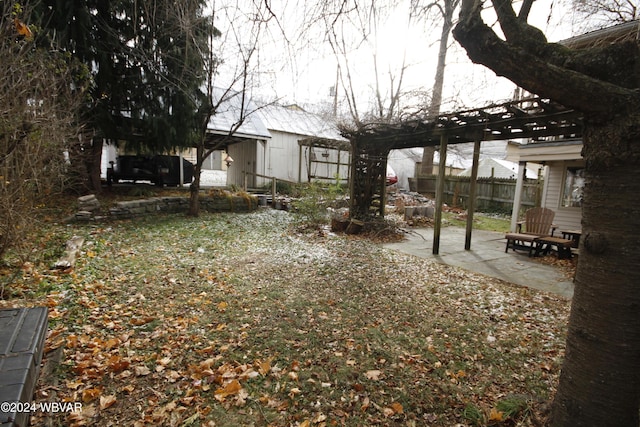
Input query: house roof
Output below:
<box><xmin>257</xmin><ymin>104</ymin><xmax>346</xmax><ymax>142</ymax></box>
<box><xmin>458</xmin><ymin>158</ymin><xmax>540</xmax><ymax>179</ymax></box>
<box><xmin>510</xmin><ymin>139</ymin><xmax>584</xmax><ymax>162</ymax></box>
<box><xmin>561</xmin><ymin>20</ymin><xmax>639</xmax><ymax>49</ymax></box>
<box><xmin>207</xmin><ymin>88</ymin><xmax>272</xmax><ymax>140</ymax></box>
<box><xmin>205</xmin><ymin>94</ymin><xmax>349</xmax><ymax>148</ymax></box>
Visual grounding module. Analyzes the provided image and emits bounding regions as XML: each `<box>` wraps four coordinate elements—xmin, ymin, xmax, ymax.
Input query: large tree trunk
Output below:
<box><xmin>452</xmin><ymin>1</ymin><xmax>640</xmax><ymax>424</ymax></box>
<box><xmin>420</xmin><ymin>2</ymin><xmax>455</xmax><ymax>176</ymax></box>
<box><xmin>550</xmin><ymin>115</ymin><xmax>640</xmax><ymax>426</ymax></box>
<box><xmin>88</xmin><ymin>138</ymin><xmax>103</xmax><ymax>193</ymax></box>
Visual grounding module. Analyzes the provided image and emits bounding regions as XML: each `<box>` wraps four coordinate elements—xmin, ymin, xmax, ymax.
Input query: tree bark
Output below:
<box><xmin>453</xmin><ymin>0</ymin><xmax>638</xmax><ymax>116</ymax></box>
<box><xmin>88</xmin><ymin>138</ymin><xmax>103</xmax><ymax>193</ymax></box>
<box><xmin>420</xmin><ymin>0</ymin><xmax>457</xmax><ymax>176</ymax></box>
<box><xmin>453</xmin><ymin>1</ymin><xmax>640</xmax><ymax>424</ymax></box>
<box><xmin>549</xmin><ymin>115</ymin><xmax>640</xmax><ymax>426</ymax></box>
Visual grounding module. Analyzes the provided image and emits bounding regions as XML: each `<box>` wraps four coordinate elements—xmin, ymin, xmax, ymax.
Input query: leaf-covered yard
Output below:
<box><xmin>1</xmin><ymin>209</ymin><xmax>569</xmax><ymax>426</ymax></box>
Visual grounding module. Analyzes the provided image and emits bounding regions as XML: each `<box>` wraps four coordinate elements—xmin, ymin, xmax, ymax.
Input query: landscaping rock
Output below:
<box><xmin>77</xmin><ymin>194</ymin><xmax>100</xmax><ymax>213</ymax></box>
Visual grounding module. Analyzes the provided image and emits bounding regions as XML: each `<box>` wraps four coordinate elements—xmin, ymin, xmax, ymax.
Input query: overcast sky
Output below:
<box><xmin>211</xmin><ymin>0</ymin><xmax>579</xmax><ymax>117</ymax></box>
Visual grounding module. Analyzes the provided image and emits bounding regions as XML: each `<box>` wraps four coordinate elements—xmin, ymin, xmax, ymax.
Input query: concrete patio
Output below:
<box><xmin>383</xmin><ymin>226</ymin><xmax>575</xmax><ymax>299</ymax></box>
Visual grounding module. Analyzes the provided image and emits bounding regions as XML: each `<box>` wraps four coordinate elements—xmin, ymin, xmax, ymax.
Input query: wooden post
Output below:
<box><xmin>271</xmin><ymin>177</ymin><xmax>276</xmax><ymax>208</ymax></box>
<box><xmin>465</xmin><ymin>139</ymin><xmax>481</xmax><ymax>250</ymax></box>
<box><xmin>298</xmin><ymin>144</ymin><xmax>303</xmax><ymax>183</ymax></box>
<box><xmin>308</xmin><ymin>142</ymin><xmax>313</xmax><ymax>182</ymax></box>
<box><xmin>348</xmin><ymin>139</ymin><xmax>357</xmax><ymax>217</ymax></box>
<box><xmin>510</xmin><ymin>161</ymin><xmax>527</xmax><ymax>232</ymax></box>
<box><xmin>380</xmin><ymin>153</ymin><xmax>388</xmax><ymax>218</ymax></box>
<box><xmin>433</xmin><ymin>135</ymin><xmax>448</xmax><ymax>255</ymax></box>
<box><xmin>347</xmin><ymin>148</ymin><xmax>351</xmax><ymax>191</ymax></box>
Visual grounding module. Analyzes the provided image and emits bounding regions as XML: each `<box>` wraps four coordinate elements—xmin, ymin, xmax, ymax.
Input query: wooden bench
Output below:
<box><xmin>506</xmin><ymin>207</ymin><xmax>558</xmax><ymax>257</ymax></box>
<box><xmin>0</xmin><ymin>307</ymin><xmax>48</xmax><ymax>427</ymax></box>
<box><xmin>533</xmin><ymin>236</ymin><xmax>574</xmax><ymax>259</ymax></box>
<box><xmin>505</xmin><ymin>233</ymin><xmax>542</xmax><ymax>256</ymax></box>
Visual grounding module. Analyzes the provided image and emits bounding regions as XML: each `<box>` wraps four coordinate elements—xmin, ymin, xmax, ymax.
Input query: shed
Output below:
<box><xmin>258</xmin><ymin>105</ymin><xmax>349</xmax><ymax>184</ymax></box>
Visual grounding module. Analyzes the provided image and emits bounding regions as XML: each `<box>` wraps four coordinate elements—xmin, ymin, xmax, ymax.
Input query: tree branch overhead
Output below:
<box><xmin>453</xmin><ymin>0</ymin><xmax>640</xmax><ymax>117</ymax></box>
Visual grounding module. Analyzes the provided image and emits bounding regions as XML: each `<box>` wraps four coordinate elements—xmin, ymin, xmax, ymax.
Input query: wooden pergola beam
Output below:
<box><xmin>341</xmin><ymin>97</ymin><xmax>583</xmax><ymax>151</ymax></box>
<box><xmin>342</xmin><ymin>96</ymin><xmax>584</xmax><ymax>251</ymax></box>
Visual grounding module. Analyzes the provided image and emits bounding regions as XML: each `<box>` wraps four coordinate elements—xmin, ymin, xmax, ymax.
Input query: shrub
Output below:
<box><xmin>0</xmin><ymin>15</ymin><xmax>86</xmax><ymax>263</ymax></box>
<box><xmin>292</xmin><ymin>181</ymin><xmax>345</xmax><ymax>228</ymax></box>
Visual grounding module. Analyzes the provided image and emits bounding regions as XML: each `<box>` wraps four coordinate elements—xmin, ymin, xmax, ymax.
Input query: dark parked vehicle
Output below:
<box><xmin>107</xmin><ymin>155</ymin><xmax>194</xmax><ymax>186</ymax></box>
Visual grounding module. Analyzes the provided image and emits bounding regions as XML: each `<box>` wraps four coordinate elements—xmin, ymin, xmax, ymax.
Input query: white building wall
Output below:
<box><xmin>227</xmin><ymin>139</ymin><xmax>258</xmax><ymax>188</ymax></box>
<box><xmin>543</xmin><ymin>161</ymin><xmax>583</xmax><ymax>231</ymax></box>
<box><xmin>263</xmin><ymin>130</ymin><xmax>349</xmax><ymax>184</ymax></box>
<box><xmin>255</xmin><ymin>140</ymin><xmax>268</xmax><ymax>187</ymax></box>
<box><xmin>265</xmin><ymin>131</ymin><xmax>299</xmax><ymax>182</ymax></box>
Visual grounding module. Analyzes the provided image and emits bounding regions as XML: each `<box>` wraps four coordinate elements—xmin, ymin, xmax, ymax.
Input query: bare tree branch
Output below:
<box><xmin>454</xmin><ymin>0</ymin><xmax>640</xmax><ymax>117</ymax></box>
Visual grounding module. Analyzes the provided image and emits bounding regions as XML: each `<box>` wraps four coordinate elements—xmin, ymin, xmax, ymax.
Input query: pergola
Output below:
<box><xmin>297</xmin><ymin>137</ymin><xmax>351</xmax><ymax>183</ymax></box>
<box><xmin>341</xmin><ymin>97</ymin><xmax>584</xmax><ymax>254</ymax></box>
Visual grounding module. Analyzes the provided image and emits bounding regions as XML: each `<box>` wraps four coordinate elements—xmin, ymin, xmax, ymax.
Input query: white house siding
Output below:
<box><xmin>542</xmin><ymin>161</ymin><xmax>583</xmax><ymax>231</ymax></box>
<box><xmin>508</xmin><ymin>140</ymin><xmax>584</xmax><ymax>232</ymax></box>
<box><xmin>265</xmin><ymin>131</ymin><xmax>300</xmax><ymax>183</ymax></box>
<box><xmin>227</xmin><ymin>139</ymin><xmax>258</xmax><ymax>188</ymax></box>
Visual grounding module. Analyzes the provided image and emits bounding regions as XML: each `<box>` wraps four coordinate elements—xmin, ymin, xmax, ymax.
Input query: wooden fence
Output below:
<box><xmin>409</xmin><ymin>175</ymin><xmax>543</xmax><ymax>212</ymax></box>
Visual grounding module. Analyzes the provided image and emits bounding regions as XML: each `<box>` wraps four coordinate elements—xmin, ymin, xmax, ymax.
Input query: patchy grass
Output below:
<box><xmin>1</xmin><ymin>209</ymin><xmax>569</xmax><ymax>426</ymax></box>
<box><xmin>442</xmin><ymin>211</ymin><xmax>511</xmax><ymax>233</ymax></box>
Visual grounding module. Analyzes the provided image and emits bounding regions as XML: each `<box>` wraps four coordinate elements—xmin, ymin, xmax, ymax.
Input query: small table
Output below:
<box><xmin>560</xmin><ymin>230</ymin><xmax>582</xmax><ymax>248</ymax></box>
<box><xmin>534</xmin><ymin>236</ymin><xmax>574</xmax><ymax>259</ymax></box>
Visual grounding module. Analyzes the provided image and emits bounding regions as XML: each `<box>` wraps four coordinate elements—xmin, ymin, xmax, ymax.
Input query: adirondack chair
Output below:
<box><xmin>505</xmin><ymin>207</ymin><xmax>556</xmax><ymax>255</ymax></box>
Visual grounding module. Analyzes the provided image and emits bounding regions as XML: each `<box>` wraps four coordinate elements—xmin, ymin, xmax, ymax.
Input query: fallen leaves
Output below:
<box><xmin>18</xmin><ymin>209</ymin><xmax>570</xmax><ymax>427</ymax></box>
<box><xmin>214</xmin><ymin>379</ymin><xmax>243</xmax><ymax>401</ymax></box>
<box><xmin>488</xmin><ymin>407</ymin><xmax>505</xmax><ymax>422</ymax></box>
<box><xmin>134</xmin><ymin>365</ymin><xmax>151</xmax><ymax>376</ymax></box>
<box><xmin>365</xmin><ymin>369</ymin><xmax>383</xmax><ymax>381</ymax></box>
<box><xmin>81</xmin><ymin>388</ymin><xmax>101</xmax><ymax>403</ymax></box>
<box><xmin>388</xmin><ymin>401</ymin><xmax>404</xmax><ymax>415</ymax></box>
<box><xmin>99</xmin><ymin>394</ymin><xmax>117</xmax><ymax>410</ymax></box>
<box><xmin>130</xmin><ymin>316</ymin><xmax>155</xmax><ymax>326</ymax></box>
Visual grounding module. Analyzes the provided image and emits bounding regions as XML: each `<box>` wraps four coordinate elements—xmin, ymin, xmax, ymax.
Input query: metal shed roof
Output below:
<box><xmin>256</xmin><ymin>104</ymin><xmax>346</xmax><ymax>142</ymax></box>
<box><xmin>207</xmin><ymin>88</ymin><xmax>272</xmax><ymax>140</ymax></box>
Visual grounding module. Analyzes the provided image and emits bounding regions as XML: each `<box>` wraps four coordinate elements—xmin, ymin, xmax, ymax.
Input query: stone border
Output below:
<box><xmin>71</xmin><ymin>194</ymin><xmax>258</xmax><ymax>222</ymax></box>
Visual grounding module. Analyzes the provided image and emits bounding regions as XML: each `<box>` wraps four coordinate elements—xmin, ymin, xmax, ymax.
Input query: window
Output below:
<box><xmin>562</xmin><ymin>166</ymin><xmax>585</xmax><ymax>208</ymax></box>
